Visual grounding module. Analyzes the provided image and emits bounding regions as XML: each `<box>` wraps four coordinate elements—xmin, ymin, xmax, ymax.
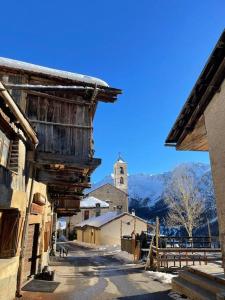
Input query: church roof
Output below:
<box><xmin>88</xmin><ymin>183</ymin><xmax>128</xmax><ymax>196</ymax></box>
<box><xmin>80</xmin><ymin>196</ymin><xmax>109</xmax><ymax>208</ymax></box>
<box><xmin>116</xmin><ymin>153</ymin><xmax>126</xmax><ymax>163</ymax></box>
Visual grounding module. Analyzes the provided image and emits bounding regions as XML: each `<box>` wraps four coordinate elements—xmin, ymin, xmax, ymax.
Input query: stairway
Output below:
<box><xmin>172</xmin><ymin>265</ymin><xmax>225</xmax><ymax>300</ymax></box>
<box><xmin>8</xmin><ymin>139</ymin><xmax>19</xmax><ymax>173</ymax></box>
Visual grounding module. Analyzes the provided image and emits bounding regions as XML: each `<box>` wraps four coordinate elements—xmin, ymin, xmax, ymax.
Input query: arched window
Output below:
<box><xmin>120</xmin><ymin>166</ymin><xmax>124</xmax><ymax>174</ymax></box>
<box><xmin>120</xmin><ymin>177</ymin><xmax>124</xmax><ymax>184</ymax></box>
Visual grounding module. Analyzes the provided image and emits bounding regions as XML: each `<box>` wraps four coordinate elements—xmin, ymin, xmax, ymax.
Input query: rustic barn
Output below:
<box><xmin>0</xmin><ymin>57</ymin><xmax>121</xmax><ymax>215</ymax></box>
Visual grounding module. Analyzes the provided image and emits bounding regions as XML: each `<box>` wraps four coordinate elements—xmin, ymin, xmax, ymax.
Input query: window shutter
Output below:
<box><xmin>0</xmin><ymin>209</ymin><xmax>20</xmax><ymax>258</ymax></box>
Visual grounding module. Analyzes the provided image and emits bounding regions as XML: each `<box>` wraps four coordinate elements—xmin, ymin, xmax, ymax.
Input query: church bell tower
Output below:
<box><xmin>114</xmin><ymin>155</ymin><xmax>128</xmax><ymax>194</ymax></box>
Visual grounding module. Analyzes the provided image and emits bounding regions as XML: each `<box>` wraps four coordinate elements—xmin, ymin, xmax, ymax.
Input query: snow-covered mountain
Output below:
<box><xmin>90</xmin><ymin>162</ymin><xmax>211</xmax><ymax>206</ymax></box>
<box><xmin>88</xmin><ymin>162</ymin><xmax>217</xmax><ymax>233</ymax></box>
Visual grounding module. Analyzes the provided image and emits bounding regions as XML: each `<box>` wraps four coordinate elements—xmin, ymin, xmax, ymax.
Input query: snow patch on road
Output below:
<box><xmin>169</xmin><ymin>291</ymin><xmax>190</xmax><ymax>299</ymax></box>
<box><xmin>146</xmin><ymin>271</ymin><xmax>177</xmax><ymax>284</ymax></box>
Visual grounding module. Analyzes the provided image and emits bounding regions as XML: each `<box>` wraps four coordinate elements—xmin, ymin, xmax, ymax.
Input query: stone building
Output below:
<box><xmin>68</xmin><ymin>196</ymin><xmax>110</xmax><ymax>234</ymax></box>
<box><xmin>87</xmin><ymin>157</ymin><xmax>129</xmax><ymax>212</ymax></box>
<box><xmin>75</xmin><ymin>211</ymin><xmax>148</xmax><ymax>246</ymax></box>
<box><xmin>114</xmin><ymin>156</ymin><xmax>128</xmax><ymax>194</ymax></box>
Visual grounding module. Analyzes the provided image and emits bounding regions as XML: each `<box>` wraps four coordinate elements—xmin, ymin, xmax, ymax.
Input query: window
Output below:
<box><xmin>0</xmin><ymin>209</ymin><xmax>21</xmax><ymax>258</ymax></box>
<box><xmin>0</xmin><ymin>129</ymin><xmax>10</xmax><ymax>167</ymax></box>
<box><xmin>95</xmin><ymin>203</ymin><xmax>101</xmax><ymax>217</ymax></box>
<box><xmin>120</xmin><ymin>177</ymin><xmax>124</xmax><ymax>184</ymax></box>
<box><xmin>120</xmin><ymin>167</ymin><xmax>124</xmax><ymax>174</ymax></box>
<box><xmin>84</xmin><ymin>210</ymin><xmax>89</xmax><ymax>220</ymax></box>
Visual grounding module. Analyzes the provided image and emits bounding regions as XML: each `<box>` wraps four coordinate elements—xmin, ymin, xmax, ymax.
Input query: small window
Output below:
<box><xmin>0</xmin><ymin>129</ymin><xmax>10</xmax><ymax>168</ymax></box>
<box><xmin>95</xmin><ymin>203</ymin><xmax>101</xmax><ymax>217</ymax></box>
<box><xmin>120</xmin><ymin>167</ymin><xmax>124</xmax><ymax>174</ymax></box>
<box><xmin>84</xmin><ymin>210</ymin><xmax>89</xmax><ymax>220</ymax></box>
<box><xmin>120</xmin><ymin>177</ymin><xmax>124</xmax><ymax>184</ymax></box>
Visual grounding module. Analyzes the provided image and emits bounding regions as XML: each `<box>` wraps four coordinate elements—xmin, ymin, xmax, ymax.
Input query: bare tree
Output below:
<box><xmin>165</xmin><ymin>173</ymin><xmax>205</xmax><ymax>237</ymax></box>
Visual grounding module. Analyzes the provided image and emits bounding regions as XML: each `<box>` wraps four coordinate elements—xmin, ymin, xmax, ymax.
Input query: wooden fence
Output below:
<box><xmin>121</xmin><ymin>236</ymin><xmax>141</xmax><ymax>262</ymax></box>
<box><xmin>144</xmin><ymin>218</ymin><xmax>221</xmax><ymax>271</ymax></box>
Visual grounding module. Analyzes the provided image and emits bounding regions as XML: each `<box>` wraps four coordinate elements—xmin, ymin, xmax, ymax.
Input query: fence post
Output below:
<box><xmin>207</xmin><ymin>218</ymin><xmax>212</xmax><ymax>248</ymax></box>
<box><xmin>156</xmin><ymin>217</ymin><xmax>160</xmax><ymax>271</ymax></box>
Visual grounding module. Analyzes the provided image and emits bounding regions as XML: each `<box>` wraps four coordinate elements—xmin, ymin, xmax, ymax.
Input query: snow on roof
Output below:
<box><xmin>80</xmin><ymin>196</ymin><xmax>109</xmax><ymax>208</ymax></box>
<box><xmin>76</xmin><ymin>211</ymin><xmax>122</xmax><ymax>228</ymax></box>
<box><xmin>117</xmin><ymin>159</ymin><xmax>125</xmax><ymax>163</ymax></box>
<box><xmin>0</xmin><ymin>57</ymin><xmax>109</xmax><ymax>87</ymax></box>
<box><xmin>76</xmin><ymin>211</ymin><xmax>148</xmax><ymax>228</ymax></box>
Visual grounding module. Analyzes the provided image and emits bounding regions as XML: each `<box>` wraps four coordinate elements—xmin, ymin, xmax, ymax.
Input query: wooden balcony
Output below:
<box><xmin>55</xmin><ymin>199</ymin><xmax>80</xmax><ymax>216</ymax></box>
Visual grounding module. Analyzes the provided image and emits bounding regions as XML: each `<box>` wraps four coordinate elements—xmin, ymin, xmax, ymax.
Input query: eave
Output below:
<box><xmin>165</xmin><ymin>30</ymin><xmax>225</xmax><ymax>147</ymax></box>
<box><xmin>0</xmin><ymin>81</ymin><xmax>38</xmax><ymax>145</ymax></box>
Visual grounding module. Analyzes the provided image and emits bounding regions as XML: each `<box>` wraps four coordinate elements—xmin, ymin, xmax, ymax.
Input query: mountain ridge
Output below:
<box><xmin>88</xmin><ymin>162</ymin><xmax>218</xmax><ymax>234</ymax></box>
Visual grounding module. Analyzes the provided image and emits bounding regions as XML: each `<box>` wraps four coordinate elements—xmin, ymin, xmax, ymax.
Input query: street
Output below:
<box><xmin>22</xmin><ymin>242</ymin><xmax>172</xmax><ymax>300</ymax></box>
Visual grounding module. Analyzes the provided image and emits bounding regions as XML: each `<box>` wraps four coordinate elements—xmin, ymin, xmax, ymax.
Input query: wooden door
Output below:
<box><xmin>23</xmin><ymin>224</ymin><xmax>39</xmax><ymax>281</ymax></box>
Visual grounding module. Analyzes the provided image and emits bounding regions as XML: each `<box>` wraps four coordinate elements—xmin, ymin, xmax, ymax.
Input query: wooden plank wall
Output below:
<box><xmin>0</xmin><ymin>72</ymin><xmax>94</xmax><ymax>162</ymax></box>
<box><xmin>26</xmin><ymin>94</ymin><xmax>91</xmax><ymax>158</ymax></box>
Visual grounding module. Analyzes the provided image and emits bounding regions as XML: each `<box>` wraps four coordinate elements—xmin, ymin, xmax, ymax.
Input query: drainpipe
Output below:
<box><xmin>16</xmin><ymin>149</ymin><xmax>37</xmax><ymax>298</ymax></box>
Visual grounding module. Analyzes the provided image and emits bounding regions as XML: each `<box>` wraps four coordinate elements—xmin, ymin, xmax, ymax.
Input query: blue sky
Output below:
<box><xmin>1</xmin><ymin>1</ymin><xmax>224</xmax><ymax>181</ymax></box>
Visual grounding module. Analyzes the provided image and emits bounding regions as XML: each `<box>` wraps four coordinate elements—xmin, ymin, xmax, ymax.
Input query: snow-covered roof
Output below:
<box><xmin>117</xmin><ymin>159</ymin><xmax>125</xmax><ymax>163</ymax></box>
<box><xmin>76</xmin><ymin>211</ymin><xmax>121</xmax><ymax>228</ymax></box>
<box><xmin>75</xmin><ymin>211</ymin><xmax>148</xmax><ymax>228</ymax></box>
<box><xmin>0</xmin><ymin>57</ymin><xmax>109</xmax><ymax>87</ymax></box>
<box><xmin>80</xmin><ymin>196</ymin><xmax>109</xmax><ymax>208</ymax></box>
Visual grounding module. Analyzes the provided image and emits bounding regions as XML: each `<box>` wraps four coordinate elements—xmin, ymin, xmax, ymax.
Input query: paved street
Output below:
<box><xmin>22</xmin><ymin>243</ymin><xmax>172</xmax><ymax>300</ymax></box>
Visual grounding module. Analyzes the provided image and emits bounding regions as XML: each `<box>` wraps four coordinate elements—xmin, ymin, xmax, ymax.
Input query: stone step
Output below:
<box><xmin>179</xmin><ymin>270</ymin><xmax>225</xmax><ymax>295</ymax></box>
<box><xmin>188</xmin><ymin>266</ymin><xmax>225</xmax><ymax>287</ymax></box>
<box><xmin>172</xmin><ymin>277</ymin><xmax>216</xmax><ymax>300</ymax></box>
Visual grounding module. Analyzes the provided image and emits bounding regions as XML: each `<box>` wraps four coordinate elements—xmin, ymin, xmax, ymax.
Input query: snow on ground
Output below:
<box><xmin>146</xmin><ymin>271</ymin><xmax>177</xmax><ymax>284</ymax></box>
<box><xmin>169</xmin><ymin>291</ymin><xmax>190</xmax><ymax>300</ymax></box>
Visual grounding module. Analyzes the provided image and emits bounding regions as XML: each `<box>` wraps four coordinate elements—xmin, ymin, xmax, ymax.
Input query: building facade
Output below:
<box><xmin>75</xmin><ymin>212</ymin><xmax>148</xmax><ymax>246</ymax></box>
<box><xmin>86</xmin><ymin>157</ymin><xmax>129</xmax><ymax>213</ymax></box>
<box><xmin>114</xmin><ymin>157</ymin><xmax>128</xmax><ymax>194</ymax></box>
<box><xmin>67</xmin><ymin>196</ymin><xmax>110</xmax><ymax>236</ymax></box>
<box><xmin>0</xmin><ymin>57</ymin><xmax>121</xmax><ymax>300</ymax></box>
<box><xmin>88</xmin><ymin>183</ymin><xmax>128</xmax><ymax>213</ymax></box>
<box><xmin>166</xmin><ymin>30</ymin><xmax>225</xmax><ymax>274</ymax></box>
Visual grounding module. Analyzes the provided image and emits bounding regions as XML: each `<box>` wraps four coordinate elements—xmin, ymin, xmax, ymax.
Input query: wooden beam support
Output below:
<box><xmin>30</xmin><ymin>119</ymin><xmax>92</xmax><ymax>129</ymax></box>
<box><xmin>31</xmin><ymin>151</ymin><xmax>101</xmax><ymax>170</ymax></box>
<box><xmin>27</xmin><ymin>90</ymin><xmax>92</xmax><ymax>106</ymax></box>
<box><xmin>45</xmin><ymin>181</ymin><xmax>91</xmax><ymax>187</ymax></box>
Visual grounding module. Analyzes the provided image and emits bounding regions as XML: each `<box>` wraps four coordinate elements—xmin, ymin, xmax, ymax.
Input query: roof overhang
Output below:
<box><xmin>165</xmin><ymin>30</ymin><xmax>225</xmax><ymax>148</ymax></box>
<box><xmin>0</xmin><ymin>81</ymin><xmax>38</xmax><ymax>145</ymax></box>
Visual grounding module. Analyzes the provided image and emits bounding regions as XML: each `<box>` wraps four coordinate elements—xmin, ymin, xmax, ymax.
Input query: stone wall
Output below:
<box><xmin>89</xmin><ymin>184</ymin><xmax>128</xmax><ymax>213</ymax></box>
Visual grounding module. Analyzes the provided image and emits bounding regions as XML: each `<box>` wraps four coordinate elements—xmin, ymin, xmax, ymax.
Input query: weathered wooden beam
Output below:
<box><xmin>32</xmin><ymin>152</ymin><xmax>101</xmax><ymax>170</ymax></box>
<box><xmin>0</xmin><ymin>82</ymin><xmax>38</xmax><ymax>145</ymax></box>
<box><xmin>45</xmin><ymin>181</ymin><xmax>91</xmax><ymax>187</ymax></box>
<box><xmin>36</xmin><ymin>169</ymin><xmax>87</xmax><ymax>183</ymax></box>
<box><xmin>27</xmin><ymin>90</ymin><xmax>92</xmax><ymax>106</ymax></box>
<box><xmin>30</xmin><ymin>119</ymin><xmax>92</xmax><ymax>129</ymax></box>
<box><xmin>4</xmin><ymin>83</ymin><xmax>121</xmax><ymax>95</ymax></box>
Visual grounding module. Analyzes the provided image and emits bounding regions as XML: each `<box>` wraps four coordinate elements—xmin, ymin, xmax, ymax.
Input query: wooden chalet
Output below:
<box><xmin>0</xmin><ymin>57</ymin><xmax>121</xmax><ymax>216</ymax></box>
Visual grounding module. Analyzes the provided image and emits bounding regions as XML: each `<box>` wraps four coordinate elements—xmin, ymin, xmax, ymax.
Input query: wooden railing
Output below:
<box><xmin>144</xmin><ymin>219</ymin><xmax>221</xmax><ymax>271</ymax></box>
